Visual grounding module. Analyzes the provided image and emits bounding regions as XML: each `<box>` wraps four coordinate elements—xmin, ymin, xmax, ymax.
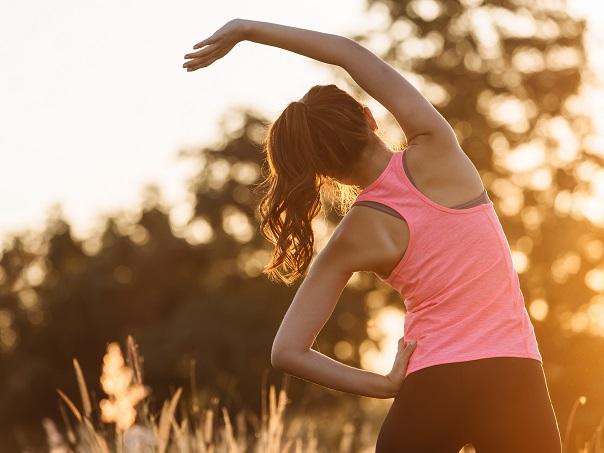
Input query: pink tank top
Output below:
<box><xmin>351</xmin><ymin>149</ymin><xmax>542</xmax><ymax>378</ymax></box>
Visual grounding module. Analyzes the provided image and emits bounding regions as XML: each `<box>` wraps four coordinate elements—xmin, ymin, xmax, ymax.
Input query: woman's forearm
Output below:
<box><xmin>273</xmin><ymin>348</ymin><xmax>396</xmax><ymax>399</ymax></box>
<box><xmin>241</xmin><ymin>19</ymin><xmax>354</xmax><ymax>68</ymax></box>
<box><xmin>239</xmin><ymin>19</ymin><xmax>446</xmax><ymax>141</ymax></box>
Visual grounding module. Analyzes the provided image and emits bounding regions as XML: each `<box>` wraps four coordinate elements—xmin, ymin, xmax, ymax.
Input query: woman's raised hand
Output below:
<box><xmin>183</xmin><ymin>19</ymin><xmax>248</xmax><ymax>72</ymax></box>
<box><xmin>384</xmin><ymin>336</ymin><xmax>417</xmax><ymax>397</ymax></box>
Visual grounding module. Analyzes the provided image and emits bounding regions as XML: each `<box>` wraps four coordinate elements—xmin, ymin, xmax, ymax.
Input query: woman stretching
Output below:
<box><xmin>183</xmin><ymin>19</ymin><xmax>562</xmax><ymax>452</ymax></box>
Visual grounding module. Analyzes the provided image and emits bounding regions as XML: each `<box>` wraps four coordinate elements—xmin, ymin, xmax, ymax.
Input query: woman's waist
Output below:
<box><xmin>403</xmin><ymin>288</ymin><xmax>527</xmax><ymax>324</ymax></box>
<box><xmin>403</xmin><ymin>307</ymin><xmax>540</xmax><ymax>358</ymax></box>
<box><xmin>404</xmin><ymin>352</ymin><xmax>544</xmax><ymax>380</ymax></box>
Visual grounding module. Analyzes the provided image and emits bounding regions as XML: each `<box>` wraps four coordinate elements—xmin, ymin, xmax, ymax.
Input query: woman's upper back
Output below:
<box><xmin>346</xmin><ymin>147</ymin><xmax>542</xmax><ymax>377</ymax></box>
<box><xmin>350</xmin><ymin>144</ymin><xmax>491</xmax><ymax>281</ymax></box>
<box><xmin>350</xmin><ymin>148</ymin><xmax>497</xmax><ymax>294</ymax></box>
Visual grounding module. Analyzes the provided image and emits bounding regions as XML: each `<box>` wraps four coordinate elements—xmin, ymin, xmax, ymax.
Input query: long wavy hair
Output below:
<box><xmin>256</xmin><ymin>84</ymin><xmax>383</xmax><ymax>286</ymax></box>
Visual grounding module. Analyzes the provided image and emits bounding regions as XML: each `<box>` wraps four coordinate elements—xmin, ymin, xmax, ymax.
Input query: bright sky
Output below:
<box><xmin>0</xmin><ymin>0</ymin><xmax>601</xmax><ymax>247</ymax></box>
<box><xmin>0</xmin><ymin>0</ymin><xmax>384</xmax><ymax>244</ymax></box>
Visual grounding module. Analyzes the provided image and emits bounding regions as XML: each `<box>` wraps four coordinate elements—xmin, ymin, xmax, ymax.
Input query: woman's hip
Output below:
<box><xmin>376</xmin><ymin>357</ymin><xmax>561</xmax><ymax>453</ymax></box>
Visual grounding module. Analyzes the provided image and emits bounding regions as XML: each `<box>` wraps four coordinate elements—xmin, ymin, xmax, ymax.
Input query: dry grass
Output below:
<box><xmin>41</xmin><ymin>336</ymin><xmax>603</xmax><ymax>453</ymax></box>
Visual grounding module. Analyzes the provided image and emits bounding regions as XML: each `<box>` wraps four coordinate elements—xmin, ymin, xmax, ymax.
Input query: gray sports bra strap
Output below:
<box><xmin>351</xmin><ymin>151</ymin><xmax>491</xmax><ymax>218</ymax></box>
<box><xmin>402</xmin><ymin>150</ymin><xmax>490</xmax><ymax>208</ymax></box>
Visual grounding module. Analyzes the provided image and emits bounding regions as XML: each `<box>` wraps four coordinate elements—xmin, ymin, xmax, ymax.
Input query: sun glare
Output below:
<box><xmin>361</xmin><ymin>305</ymin><xmax>405</xmax><ymax>374</ymax></box>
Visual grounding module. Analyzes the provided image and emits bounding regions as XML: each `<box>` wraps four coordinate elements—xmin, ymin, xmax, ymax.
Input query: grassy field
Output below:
<box><xmin>39</xmin><ymin>336</ymin><xmax>601</xmax><ymax>453</ymax></box>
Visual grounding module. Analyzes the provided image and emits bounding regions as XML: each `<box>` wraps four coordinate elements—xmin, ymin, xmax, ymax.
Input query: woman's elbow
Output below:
<box><xmin>271</xmin><ymin>345</ymin><xmax>304</xmax><ymax>370</ymax></box>
<box><xmin>270</xmin><ymin>349</ymin><xmax>283</xmax><ymax>369</ymax></box>
<box><xmin>270</xmin><ymin>343</ymin><xmax>289</xmax><ymax>369</ymax></box>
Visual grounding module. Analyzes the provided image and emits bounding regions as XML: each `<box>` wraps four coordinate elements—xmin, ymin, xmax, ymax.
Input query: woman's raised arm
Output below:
<box><xmin>184</xmin><ymin>18</ymin><xmax>458</xmax><ymax>148</ymax></box>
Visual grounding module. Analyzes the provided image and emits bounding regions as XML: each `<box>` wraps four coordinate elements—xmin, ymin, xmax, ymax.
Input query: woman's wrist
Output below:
<box><xmin>379</xmin><ymin>374</ymin><xmax>399</xmax><ymax>399</ymax></box>
<box><xmin>235</xmin><ymin>18</ymin><xmax>255</xmax><ymax>42</ymax></box>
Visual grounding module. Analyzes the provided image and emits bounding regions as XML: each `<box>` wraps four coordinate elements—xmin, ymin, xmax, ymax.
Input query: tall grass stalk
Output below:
<box><xmin>564</xmin><ymin>395</ymin><xmax>588</xmax><ymax>453</ymax></box>
<box><xmin>44</xmin><ymin>335</ymin><xmax>603</xmax><ymax>452</ymax></box>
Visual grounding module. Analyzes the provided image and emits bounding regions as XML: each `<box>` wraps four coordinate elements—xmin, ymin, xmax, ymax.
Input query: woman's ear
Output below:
<box><xmin>363</xmin><ymin>106</ymin><xmax>378</xmax><ymax>131</ymax></box>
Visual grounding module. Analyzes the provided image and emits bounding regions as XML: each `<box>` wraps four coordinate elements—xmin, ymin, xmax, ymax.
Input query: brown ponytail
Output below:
<box><xmin>256</xmin><ymin>84</ymin><xmax>377</xmax><ymax>286</ymax></box>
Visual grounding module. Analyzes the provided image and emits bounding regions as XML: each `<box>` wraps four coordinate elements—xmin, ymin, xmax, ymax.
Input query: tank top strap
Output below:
<box><xmin>352</xmin><ymin>150</ymin><xmax>491</xmax><ymax>214</ymax></box>
<box><xmin>401</xmin><ymin>149</ymin><xmax>490</xmax><ymax>209</ymax></box>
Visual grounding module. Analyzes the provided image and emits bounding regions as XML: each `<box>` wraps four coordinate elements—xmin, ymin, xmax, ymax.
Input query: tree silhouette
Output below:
<box><xmin>341</xmin><ymin>0</ymin><xmax>604</xmax><ymax>441</ymax></box>
<box><xmin>1</xmin><ymin>0</ymin><xmax>603</xmax><ymax>450</ymax></box>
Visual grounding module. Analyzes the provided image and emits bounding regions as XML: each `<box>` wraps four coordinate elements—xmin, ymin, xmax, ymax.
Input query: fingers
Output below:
<box><xmin>185</xmin><ymin>55</ymin><xmax>221</xmax><ymax>72</ymax></box>
<box><xmin>193</xmin><ymin>36</ymin><xmax>216</xmax><ymax>49</ymax></box>
<box><xmin>405</xmin><ymin>339</ymin><xmax>418</xmax><ymax>352</ymax></box>
<box><xmin>183</xmin><ymin>57</ymin><xmax>209</xmax><ymax>70</ymax></box>
<box><xmin>387</xmin><ymin>338</ymin><xmax>417</xmax><ymax>383</ymax></box>
<box><xmin>395</xmin><ymin>340</ymin><xmax>416</xmax><ymax>369</ymax></box>
<box><xmin>398</xmin><ymin>336</ymin><xmax>417</xmax><ymax>350</ymax></box>
<box><xmin>184</xmin><ymin>46</ymin><xmax>216</xmax><ymax>60</ymax></box>
<box><xmin>397</xmin><ymin>339</ymin><xmax>417</xmax><ymax>362</ymax></box>
<box><xmin>182</xmin><ymin>38</ymin><xmax>218</xmax><ymax>71</ymax></box>
<box><xmin>183</xmin><ymin>49</ymin><xmax>221</xmax><ymax>70</ymax></box>
<box><xmin>398</xmin><ymin>336</ymin><xmax>405</xmax><ymax>348</ymax></box>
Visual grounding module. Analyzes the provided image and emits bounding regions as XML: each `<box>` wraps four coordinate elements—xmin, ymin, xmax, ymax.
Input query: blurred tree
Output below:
<box><xmin>339</xmin><ymin>0</ymin><xmax>604</xmax><ymax>442</ymax></box>
<box><xmin>1</xmin><ymin>0</ymin><xmax>603</xmax><ymax>450</ymax></box>
<box><xmin>0</xmin><ymin>108</ymin><xmax>380</xmax><ymax>451</ymax></box>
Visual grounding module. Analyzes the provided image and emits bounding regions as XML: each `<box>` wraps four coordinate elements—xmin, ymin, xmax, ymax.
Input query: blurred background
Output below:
<box><xmin>1</xmin><ymin>0</ymin><xmax>603</xmax><ymax>451</ymax></box>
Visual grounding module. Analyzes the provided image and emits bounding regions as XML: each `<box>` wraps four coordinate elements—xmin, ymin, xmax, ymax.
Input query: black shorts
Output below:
<box><xmin>375</xmin><ymin>357</ymin><xmax>562</xmax><ymax>453</ymax></box>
